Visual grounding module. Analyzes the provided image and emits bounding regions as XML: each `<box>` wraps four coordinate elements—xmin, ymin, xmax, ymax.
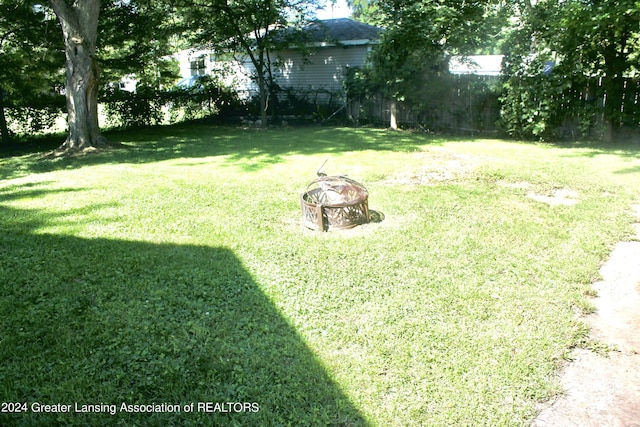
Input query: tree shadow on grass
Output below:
<box><xmin>614</xmin><ymin>165</ymin><xmax>640</xmax><ymax>175</ymax></box>
<box><xmin>0</xmin><ymin>124</ymin><xmax>447</xmax><ymax>180</ymax></box>
<box><xmin>4</xmin><ymin>124</ymin><xmax>640</xmax><ymax>182</ymax></box>
<box><xmin>0</xmin><ymin>203</ymin><xmax>367</xmax><ymax>427</ymax></box>
<box><xmin>551</xmin><ymin>139</ymin><xmax>640</xmax><ymax>161</ymax></box>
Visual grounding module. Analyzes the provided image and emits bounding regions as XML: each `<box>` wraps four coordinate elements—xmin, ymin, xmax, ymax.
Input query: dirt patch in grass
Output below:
<box><xmin>533</xmin><ymin>203</ymin><xmax>640</xmax><ymax>427</ymax></box>
<box><xmin>497</xmin><ymin>180</ymin><xmax>532</xmax><ymax>190</ymax></box>
<box><xmin>526</xmin><ymin>188</ymin><xmax>580</xmax><ymax>206</ymax></box>
<box><xmin>381</xmin><ymin>149</ymin><xmax>480</xmax><ymax>185</ymax></box>
<box><xmin>498</xmin><ymin>180</ymin><xmax>581</xmax><ymax>206</ymax></box>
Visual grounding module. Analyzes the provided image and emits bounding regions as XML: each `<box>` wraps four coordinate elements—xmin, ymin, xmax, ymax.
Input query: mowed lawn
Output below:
<box><xmin>1</xmin><ymin>125</ymin><xmax>639</xmax><ymax>426</ymax></box>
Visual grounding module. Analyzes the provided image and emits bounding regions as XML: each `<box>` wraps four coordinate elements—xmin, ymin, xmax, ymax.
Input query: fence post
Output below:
<box><xmin>390</xmin><ymin>100</ymin><xmax>398</xmax><ymax>129</ymax></box>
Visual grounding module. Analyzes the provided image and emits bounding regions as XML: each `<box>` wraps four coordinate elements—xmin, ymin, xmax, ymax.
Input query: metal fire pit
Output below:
<box><xmin>301</xmin><ymin>175</ymin><xmax>370</xmax><ymax>231</ymax></box>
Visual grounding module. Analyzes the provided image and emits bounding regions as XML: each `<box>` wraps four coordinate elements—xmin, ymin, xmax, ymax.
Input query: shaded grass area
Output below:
<box><xmin>1</xmin><ymin>125</ymin><xmax>640</xmax><ymax>426</ymax></box>
<box><xmin>0</xmin><ymin>125</ymin><xmax>438</xmax><ymax>181</ymax></box>
<box><xmin>0</xmin><ymin>203</ymin><xmax>365</xmax><ymax>426</ymax></box>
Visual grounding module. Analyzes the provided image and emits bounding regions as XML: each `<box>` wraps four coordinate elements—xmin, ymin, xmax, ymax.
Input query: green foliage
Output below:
<box><xmin>0</xmin><ymin>1</ymin><xmax>185</xmax><ymax>143</ymax></box>
<box><xmin>345</xmin><ymin>65</ymin><xmax>502</xmax><ymax>132</ymax></box>
<box><xmin>180</xmin><ymin>0</ymin><xmax>321</xmax><ymax>124</ymax></box>
<box><xmin>343</xmin><ymin>66</ymin><xmax>376</xmax><ymax>99</ymax></box>
<box><xmin>102</xmin><ymin>77</ymin><xmax>245</xmax><ymax>129</ymax></box>
<box><xmin>358</xmin><ymin>0</ymin><xmax>505</xmax><ymax>128</ymax></box>
<box><xmin>102</xmin><ymin>86</ymin><xmax>165</xmax><ymax>129</ymax></box>
<box><xmin>499</xmin><ymin>51</ymin><xmax>563</xmax><ymax>139</ymax></box>
<box><xmin>499</xmin><ymin>0</ymin><xmax>640</xmax><ymax>140</ymax></box>
<box><xmin>0</xmin><ymin>1</ymin><xmax>64</xmax><ymax>143</ymax></box>
<box><xmin>98</xmin><ymin>1</ymin><xmax>182</xmax><ymax>90</ymax></box>
<box><xmin>5</xmin><ymin>103</ymin><xmax>65</xmax><ymax>135</ymax></box>
<box><xmin>273</xmin><ymin>87</ymin><xmax>343</xmax><ymax>119</ymax></box>
<box><xmin>347</xmin><ymin>0</ymin><xmax>385</xmax><ymax>25</ymax></box>
<box><xmin>498</xmin><ymin>59</ymin><xmax>610</xmax><ymax>141</ymax></box>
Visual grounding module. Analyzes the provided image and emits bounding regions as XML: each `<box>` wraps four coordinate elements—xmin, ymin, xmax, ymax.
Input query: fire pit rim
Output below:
<box><xmin>302</xmin><ymin>175</ymin><xmax>369</xmax><ymax>206</ymax></box>
<box><xmin>300</xmin><ymin>174</ymin><xmax>370</xmax><ymax>231</ymax></box>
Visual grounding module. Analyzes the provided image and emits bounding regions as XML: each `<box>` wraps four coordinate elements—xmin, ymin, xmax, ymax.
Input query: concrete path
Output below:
<box><xmin>533</xmin><ymin>205</ymin><xmax>640</xmax><ymax>427</ymax></box>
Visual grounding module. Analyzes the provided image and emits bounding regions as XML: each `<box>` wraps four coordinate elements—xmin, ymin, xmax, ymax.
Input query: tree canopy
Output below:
<box><xmin>500</xmin><ymin>0</ymin><xmax>640</xmax><ymax>141</ymax></box>
<box><xmin>0</xmin><ymin>0</ymin><xmax>183</xmax><ymax>151</ymax></box>
<box><xmin>347</xmin><ymin>0</ymin><xmax>640</xmax><ymax>139</ymax></box>
<box><xmin>180</xmin><ymin>0</ymin><xmax>322</xmax><ymax>125</ymax></box>
<box><xmin>359</xmin><ymin>0</ymin><xmax>504</xmax><ymax>128</ymax></box>
<box><xmin>0</xmin><ymin>2</ymin><xmax>62</xmax><ymax>144</ymax></box>
<box><xmin>3</xmin><ymin>0</ymin><xmax>640</xmax><ymax>143</ymax></box>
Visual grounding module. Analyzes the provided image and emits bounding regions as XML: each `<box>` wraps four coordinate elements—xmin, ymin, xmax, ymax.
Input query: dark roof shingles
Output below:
<box><xmin>308</xmin><ymin>18</ymin><xmax>381</xmax><ymax>42</ymax></box>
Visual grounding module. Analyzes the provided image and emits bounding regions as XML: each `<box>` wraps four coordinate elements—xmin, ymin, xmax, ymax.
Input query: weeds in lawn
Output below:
<box><xmin>1</xmin><ymin>125</ymin><xmax>639</xmax><ymax>426</ymax></box>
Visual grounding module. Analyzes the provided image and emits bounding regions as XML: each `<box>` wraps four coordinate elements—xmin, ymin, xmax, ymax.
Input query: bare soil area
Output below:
<box><xmin>533</xmin><ymin>205</ymin><xmax>640</xmax><ymax>427</ymax></box>
<box><xmin>380</xmin><ymin>149</ymin><xmax>479</xmax><ymax>185</ymax></box>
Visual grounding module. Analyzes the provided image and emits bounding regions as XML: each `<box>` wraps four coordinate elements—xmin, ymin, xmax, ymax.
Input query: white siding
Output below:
<box><xmin>174</xmin><ymin>44</ymin><xmax>372</xmax><ymax>102</ymax></box>
<box><xmin>273</xmin><ymin>45</ymin><xmax>370</xmax><ymax>93</ymax></box>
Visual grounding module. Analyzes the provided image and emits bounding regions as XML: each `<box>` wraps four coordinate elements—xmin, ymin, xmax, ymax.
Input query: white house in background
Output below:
<box><xmin>448</xmin><ymin>55</ymin><xmax>504</xmax><ymax>76</ymax></box>
<box><xmin>172</xmin><ymin>18</ymin><xmax>382</xmax><ymax>100</ymax></box>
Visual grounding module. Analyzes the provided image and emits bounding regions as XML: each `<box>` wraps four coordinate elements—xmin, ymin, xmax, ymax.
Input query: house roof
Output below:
<box><xmin>306</xmin><ymin>18</ymin><xmax>382</xmax><ymax>44</ymax></box>
<box><xmin>178</xmin><ymin>18</ymin><xmax>381</xmax><ymax>58</ymax></box>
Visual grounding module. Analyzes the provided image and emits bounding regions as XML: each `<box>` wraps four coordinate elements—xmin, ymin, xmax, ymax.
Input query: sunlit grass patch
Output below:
<box><xmin>1</xmin><ymin>125</ymin><xmax>639</xmax><ymax>426</ymax></box>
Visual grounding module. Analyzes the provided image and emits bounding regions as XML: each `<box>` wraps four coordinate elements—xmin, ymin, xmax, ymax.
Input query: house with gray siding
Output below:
<box><xmin>173</xmin><ymin>19</ymin><xmax>381</xmax><ymax>103</ymax></box>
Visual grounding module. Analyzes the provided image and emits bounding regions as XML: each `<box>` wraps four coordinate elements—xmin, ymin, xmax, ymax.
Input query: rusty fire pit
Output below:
<box><xmin>301</xmin><ymin>174</ymin><xmax>370</xmax><ymax>231</ymax></box>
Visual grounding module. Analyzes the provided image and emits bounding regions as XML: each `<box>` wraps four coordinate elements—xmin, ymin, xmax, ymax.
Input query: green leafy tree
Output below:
<box><xmin>96</xmin><ymin>1</ymin><xmax>183</xmax><ymax>129</ymax></box>
<box><xmin>46</xmin><ymin>0</ymin><xmax>183</xmax><ymax>152</ymax></box>
<box><xmin>1</xmin><ymin>1</ymin><xmax>182</xmax><ymax>149</ymax></box>
<box><xmin>347</xmin><ymin>0</ymin><xmax>383</xmax><ymax>25</ymax></box>
<box><xmin>181</xmin><ymin>0</ymin><xmax>320</xmax><ymax>126</ymax></box>
<box><xmin>551</xmin><ymin>0</ymin><xmax>640</xmax><ymax>141</ymax></box>
<box><xmin>500</xmin><ymin>0</ymin><xmax>640</xmax><ymax>141</ymax></box>
<box><xmin>365</xmin><ymin>0</ymin><xmax>503</xmax><ymax>129</ymax></box>
<box><xmin>98</xmin><ymin>1</ymin><xmax>182</xmax><ymax>91</ymax></box>
<box><xmin>0</xmin><ymin>2</ymin><xmax>63</xmax><ymax>144</ymax></box>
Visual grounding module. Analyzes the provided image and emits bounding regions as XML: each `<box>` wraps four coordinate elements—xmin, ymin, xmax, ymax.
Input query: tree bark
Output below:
<box><xmin>254</xmin><ymin>48</ymin><xmax>268</xmax><ymax>126</ymax></box>
<box><xmin>49</xmin><ymin>0</ymin><xmax>105</xmax><ymax>152</ymax></box>
<box><xmin>258</xmin><ymin>70</ymin><xmax>268</xmax><ymax>126</ymax></box>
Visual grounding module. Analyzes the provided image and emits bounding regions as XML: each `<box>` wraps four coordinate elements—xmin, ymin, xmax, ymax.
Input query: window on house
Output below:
<box><xmin>190</xmin><ymin>56</ymin><xmax>206</xmax><ymax>76</ymax></box>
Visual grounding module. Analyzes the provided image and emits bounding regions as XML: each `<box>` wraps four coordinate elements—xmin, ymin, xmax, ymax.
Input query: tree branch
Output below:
<box><xmin>48</xmin><ymin>0</ymin><xmax>73</xmax><ymax>24</ymax></box>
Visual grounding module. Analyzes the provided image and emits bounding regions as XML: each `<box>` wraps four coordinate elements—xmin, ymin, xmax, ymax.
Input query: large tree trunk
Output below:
<box><xmin>50</xmin><ymin>0</ymin><xmax>105</xmax><ymax>153</ymax></box>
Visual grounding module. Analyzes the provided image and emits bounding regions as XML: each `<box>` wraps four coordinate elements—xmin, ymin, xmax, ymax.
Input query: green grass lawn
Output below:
<box><xmin>1</xmin><ymin>125</ymin><xmax>639</xmax><ymax>426</ymax></box>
